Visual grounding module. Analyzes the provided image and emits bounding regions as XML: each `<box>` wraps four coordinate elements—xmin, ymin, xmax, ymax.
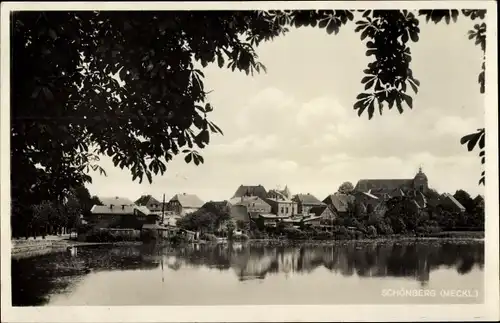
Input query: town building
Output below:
<box><xmin>354</xmin><ymin>167</ymin><xmax>430</xmax><ymax>197</ymax></box>
<box><xmin>309</xmin><ymin>205</ymin><xmax>336</xmax><ymax>222</ymax></box>
<box><xmin>87</xmin><ymin>204</ymin><xmax>156</xmax><ymax>230</ymax></box>
<box><xmin>167</xmin><ymin>193</ymin><xmax>204</xmax><ymax>216</ymax></box>
<box><xmin>135</xmin><ymin>195</ymin><xmax>166</xmax><ymax>213</ymax></box>
<box><xmin>322</xmin><ymin>194</ymin><xmax>355</xmax><ymax>218</ymax></box>
<box><xmin>292</xmin><ymin>193</ymin><xmax>326</xmax><ymax>215</ymax></box>
<box><xmin>228</xmin><ymin>196</ymin><xmax>272</xmax><ymax>222</ymax></box>
<box><xmin>257</xmin><ymin>213</ymin><xmax>291</xmax><ymax>228</ymax></box>
<box><xmin>352</xmin><ymin>167</ymin><xmax>440</xmax><ymax>214</ymax></box>
<box><xmin>265</xmin><ymin>188</ymin><xmax>298</xmax><ymax>217</ymax></box>
<box><xmin>232</xmin><ymin>184</ymin><xmax>268</xmax><ymax>200</ymax></box>
<box><xmin>267</xmin><ymin>185</ymin><xmax>292</xmax><ymax>200</ymax></box>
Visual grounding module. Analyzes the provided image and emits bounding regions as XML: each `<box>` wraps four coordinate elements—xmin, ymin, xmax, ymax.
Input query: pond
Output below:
<box><xmin>11</xmin><ymin>239</ymin><xmax>484</xmax><ymax>306</ymax></box>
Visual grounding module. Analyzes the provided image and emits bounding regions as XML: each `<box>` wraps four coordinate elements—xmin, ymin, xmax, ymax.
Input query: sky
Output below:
<box><xmin>86</xmin><ymin>13</ymin><xmax>485</xmax><ymax>203</ymax></box>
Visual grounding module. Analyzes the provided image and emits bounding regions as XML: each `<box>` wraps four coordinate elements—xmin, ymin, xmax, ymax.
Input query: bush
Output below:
<box><xmin>352</xmin><ymin>219</ymin><xmax>367</xmax><ymax>233</ymax></box>
<box><xmin>354</xmin><ymin>230</ymin><xmax>365</xmax><ymax>240</ymax></box>
<box><xmin>376</xmin><ymin>222</ymin><xmax>394</xmax><ymax>235</ymax></box>
<box><xmin>391</xmin><ymin>218</ymin><xmax>407</xmax><ymax>234</ymax></box>
<box><xmin>249</xmin><ymin>229</ymin><xmax>269</xmax><ymax>240</ymax></box>
<box><xmin>367</xmin><ymin>225</ymin><xmax>377</xmax><ymax>238</ymax></box>
<box><xmin>283</xmin><ymin>227</ymin><xmax>307</xmax><ymax>240</ymax></box>
<box><xmin>141</xmin><ymin>229</ymin><xmax>158</xmax><ymax>242</ymax></box>
<box><xmin>314</xmin><ymin>231</ymin><xmax>334</xmax><ymax>240</ymax></box>
<box><xmin>77</xmin><ymin>223</ymin><xmax>93</xmax><ymax>234</ymax></box>
<box><xmin>201</xmin><ymin>233</ymin><xmax>218</xmax><ymax>242</ymax></box>
<box><xmin>331</xmin><ymin>225</ymin><xmax>351</xmax><ymax>240</ymax></box>
<box><xmin>85</xmin><ymin>229</ymin><xmax>116</xmax><ymax>242</ymax></box>
<box><xmin>416</xmin><ymin>225</ymin><xmax>442</xmax><ymax>236</ymax></box>
<box><xmin>170</xmin><ymin>234</ymin><xmax>190</xmax><ymax>244</ymax></box>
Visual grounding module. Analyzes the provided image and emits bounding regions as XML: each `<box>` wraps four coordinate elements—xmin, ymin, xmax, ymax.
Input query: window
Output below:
<box><xmin>280</xmin><ymin>207</ymin><xmax>284</xmax><ymax>214</ymax></box>
<box><xmin>285</xmin><ymin>207</ymin><xmax>289</xmax><ymax>214</ymax></box>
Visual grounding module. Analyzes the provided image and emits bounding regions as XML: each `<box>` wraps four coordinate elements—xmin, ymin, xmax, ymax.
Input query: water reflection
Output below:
<box><xmin>12</xmin><ymin>240</ymin><xmax>484</xmax><ymax>306</ymax></box>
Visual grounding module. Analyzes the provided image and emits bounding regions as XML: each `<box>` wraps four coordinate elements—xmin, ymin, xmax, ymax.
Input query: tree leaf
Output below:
<box><xmin>460</xmin><ymin>132</ymin><xmax>481</xmax><ymax>151</ymax></box>
<box><xmin>365</xmin><ymin>78</ymin><xmax>375</xmax><ymax>90</ymax></box>
<box><xmin>401</xmin><ymin>93</ymin><xmax>413</xmax><ymax>109</ymax></box>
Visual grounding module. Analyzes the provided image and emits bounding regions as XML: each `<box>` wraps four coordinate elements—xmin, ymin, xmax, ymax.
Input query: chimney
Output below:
<box><xmin>110</xmin><ymin>204</ymin><xmax>114</xmax><ymax>210</ymax></box>
<box><xmin>122</xmin><ymin>205</ymin><xmax>125</xmax><ymax>210</ymax></box>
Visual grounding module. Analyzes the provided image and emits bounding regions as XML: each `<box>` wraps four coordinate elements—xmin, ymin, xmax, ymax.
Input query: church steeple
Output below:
<box><xmin>414</xmin><ymin>164</ymin><xmax>428</xmax><ymax>193</ymax></box>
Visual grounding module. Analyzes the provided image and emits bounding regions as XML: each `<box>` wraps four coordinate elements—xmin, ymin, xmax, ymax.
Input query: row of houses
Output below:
<box><xmin>87</xmin><ymin>168</ymin><xmax>467</xmax><ymax>231</ymax></box>
<box><xmin>225</xmin><ymin>168</ymin><xmax>466</xmax><ymax>229</ymax></box>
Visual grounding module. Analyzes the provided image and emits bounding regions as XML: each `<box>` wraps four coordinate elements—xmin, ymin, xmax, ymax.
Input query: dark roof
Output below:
<box><xmin>309</xmin><ymin>205</ymin><xmax>329</xmax><ymax>217</ymax></box>
<box><xmin>292</xmin><ymin>194</ymin><xmax>324</xmax><ymax>205</ymax></box>
<box><xmin>135</xmin><ymin>195</ymin><xmax>161</xmax><ymax>206</ymax></box>
<box><xmin>202</xmin><ymin>200</ymin><xmax>229</xmax><ymax>209</ymax></box>
<box><xmin>232</xmin><ymin>185</ymin><xmax>268</xmax><ymax>199</ymax></box>
<box><xmin>323</xmin><ymin>194</ymin><xmax>355</xmax><ymax>213</ymax></box>
<box><xmin>354</xmin><ymin>179</ymin><xmax>413</xmax><ymax>192</ymax></box>
<box><xmin>442</xmin><ymin>193</ymin><xmax>466</xmax><ymax>211</ymax></box>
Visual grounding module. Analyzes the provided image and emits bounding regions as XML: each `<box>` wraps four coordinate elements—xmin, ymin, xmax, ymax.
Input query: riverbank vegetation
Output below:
<box><xmin>175</xmin><ymin>189</ymin><xmax>484</xmax><ymax>242</ymax></box>
<box><xmin>11</xmin><ymin>186</ymin><xmax>101</xmax><ymax>239</ymax></box>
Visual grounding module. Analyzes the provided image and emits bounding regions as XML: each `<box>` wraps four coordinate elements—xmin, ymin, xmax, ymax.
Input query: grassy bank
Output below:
<box><xmin>11</xmin><ymin>239</ymin><xmax>141</xmax><ymax>259</ymax></box>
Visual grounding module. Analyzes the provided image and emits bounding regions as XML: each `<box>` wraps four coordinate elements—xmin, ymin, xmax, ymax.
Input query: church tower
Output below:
<box><xmin>413</xmin><ymin>166</ymin><xmax>429</xmax><ymax>194</ymax></box>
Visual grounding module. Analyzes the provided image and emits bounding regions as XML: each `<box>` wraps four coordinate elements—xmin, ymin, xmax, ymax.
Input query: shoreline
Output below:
<box><xmin>11</xmin><ymin>231</ymin><xmax>484</xmax><ymax>259</ymax></box>
<box><xmin>10</xmin><ymin>239</ymin><xmax>142</xmax><ymax>260</ymax></box>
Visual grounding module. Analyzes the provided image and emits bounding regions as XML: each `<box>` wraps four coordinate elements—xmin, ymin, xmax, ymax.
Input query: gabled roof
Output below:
<box><xmin>267</xmin><ymin>189</ymin><xmax>288</xmax><ymax>200</ymax></box>
<box><xmin>309</xmin><ymin>205</ymin><xmax>334</xmax><ymax>218</ymax></box>
<box><xmin>232</xmin><ymin>196</ymin><xmax>271</xmax><ymax>208</ymax></box>
<box><xmin>323</xmin><ymin>194</ymin><xmax>355</xmax><ymax>213</ymax></box>
<box><xmin>98</xmin><ymin>196</ymin><xmax>134</xmax><ymax>206</ymax></box>
<box><xmin>442</xmin><ymin>193</ymin><xmax>466</xmax><ymax>211</ymax></box>
<box><xmin>169</xmin><ymin>193</ymin><xmax>204</xmax><ymax>208</ymax></box>
<box><xmin>414</xmin><ymin>191</ymin><xmax>427</xmax><ymax>208</ymax></box>
<box><xmin>135</xmin><ymin>205</ymin><xmax>152</xmax><ymax>215</ymax></box>
<box><xmin>232</xmin><ymin>185</ymin><xmax>268</xmax><ymax>199</ymax></box>
<box><xmin>292</xmin><ymin>193</ymin><xmax>324</xmax><ymax>205</ymax></box>
<box><xmin>135</xmin><ymin>195</ymin><xmax>161</xmax><ymax>206</ymax></box>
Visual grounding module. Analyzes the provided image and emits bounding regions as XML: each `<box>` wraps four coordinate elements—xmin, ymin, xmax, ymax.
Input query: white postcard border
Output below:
<box><xmin>1</xmin><ymin>1</ymin><xmax>498</xmax><ymax>322</ymax></box>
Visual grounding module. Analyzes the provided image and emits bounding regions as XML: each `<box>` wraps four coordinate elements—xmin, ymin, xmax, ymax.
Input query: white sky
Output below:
<box><xmin>86</xmin><ymin>15</ymin><xmax>485</xmax><ymax>203</ymax></box>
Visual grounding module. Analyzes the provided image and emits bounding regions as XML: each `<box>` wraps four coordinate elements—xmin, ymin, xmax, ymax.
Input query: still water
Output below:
<box><xmin>12</xmin><ymin>240</ymin><xmax>484</xmax><ymax>306</ymax></box>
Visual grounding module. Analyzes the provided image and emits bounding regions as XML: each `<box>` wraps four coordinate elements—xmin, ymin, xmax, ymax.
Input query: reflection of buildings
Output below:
<box><xmin>172</xmin><ymin>241</ymin><xmax>484</xmax><ymax>285</ymax></box>
<box><xmin>230</xmin><ymin>248</ymin><xmax>275</xmax><ymax>281</ymax></box>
